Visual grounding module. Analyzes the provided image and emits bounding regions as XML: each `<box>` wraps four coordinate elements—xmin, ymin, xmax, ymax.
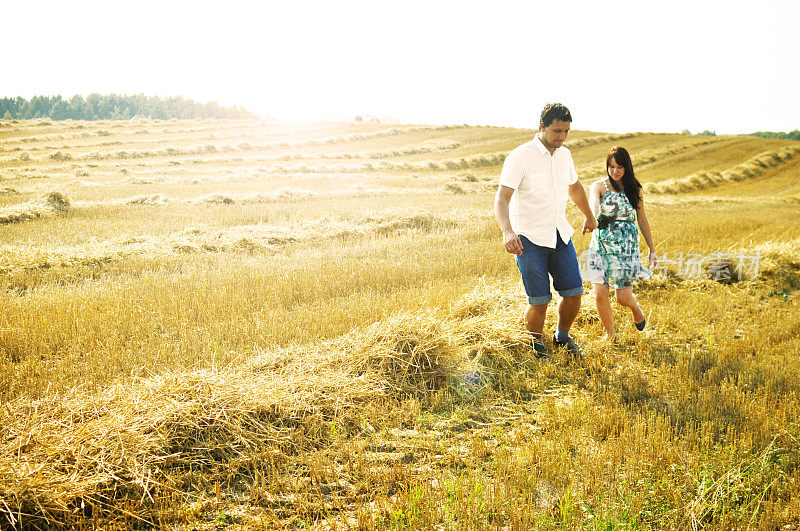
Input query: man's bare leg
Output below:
<box><xmin>552</xmin><ymin>294</ymin><xmax>584</xmax><ymax>357</ymax></box>
<box><xmin>524</xmin><ymin>303</ymin><xmax>549</xmax><ymax>340</ymax></box>
<box><xmin>557</xmin><ymin>295</ymin><xmax>581</xmax><ymax>333</ymax></box>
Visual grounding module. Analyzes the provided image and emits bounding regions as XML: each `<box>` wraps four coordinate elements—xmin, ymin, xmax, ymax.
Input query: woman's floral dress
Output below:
<box><xmin>585</xmin><ymin>181</ymin><xmax>652</xmax><ymax>289</ymax></box>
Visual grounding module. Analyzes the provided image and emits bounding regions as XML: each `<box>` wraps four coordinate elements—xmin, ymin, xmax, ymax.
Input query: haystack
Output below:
<box><xmin>0</xmin><ymin>285</ymin><xmax>536</xmax><ymax>527</ymax></box>
<box><xmin>44</xmin><ymin>191</ymin><xmax>71</xmax><ymax>213</ymax></box>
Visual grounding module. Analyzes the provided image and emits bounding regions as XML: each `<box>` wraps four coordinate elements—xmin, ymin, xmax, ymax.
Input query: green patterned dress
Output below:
<box><xmin>585</xmin><ymin>181</ymin><xmax>652</xmax><ymax>289</ymax></box>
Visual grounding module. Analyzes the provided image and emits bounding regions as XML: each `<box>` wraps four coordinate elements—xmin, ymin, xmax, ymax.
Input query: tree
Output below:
<box><xmin>68</xmin><ymin>95</ymin><xmax>86</xmax><ymax>119</ymax></box>
<box><xmin>0</xmin><ymin>94</ymin><xmax>256</xmax><ymax>120</ymax></box>
<box><xmin>51</xmin><ymin>100</ymin><xmax>69</xmax><ymax>120</ymax></box>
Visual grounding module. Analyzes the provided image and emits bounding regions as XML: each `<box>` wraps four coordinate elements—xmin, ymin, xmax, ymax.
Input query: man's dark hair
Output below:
<box><xmin>539</xmin><ymin>103</ymin><xmax>572</xmax><ymax>128</ymax></box>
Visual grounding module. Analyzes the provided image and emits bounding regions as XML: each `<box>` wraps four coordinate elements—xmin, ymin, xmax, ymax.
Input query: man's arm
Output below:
<box><xmin>494</xmin><ymin>185</ymin><xmax>523</xmax><ymax>255</ymax></box>
<box><xmin>569</xmin><ymin>181</ymin><xmax>598</xmax><ymax>234</ymax></box>
<box><xmin>588</xmin><ymin>181</ymin><xmax>601</xmax><ymax>218</ymax></box>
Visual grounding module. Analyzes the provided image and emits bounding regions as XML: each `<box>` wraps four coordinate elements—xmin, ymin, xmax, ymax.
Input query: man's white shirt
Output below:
<box><xmin>499</xmin><ymin>135</ymin><xmax>579</xmax><ymax>248</ymax></box>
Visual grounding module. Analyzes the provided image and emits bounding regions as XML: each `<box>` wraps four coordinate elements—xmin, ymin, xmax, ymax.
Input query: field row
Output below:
<box><xmin>0</xmin><ymin>119</ymin><xmax>343</xmax><ymax>143</ymax></box>
<box><xmin>0</xmin><ymin>124</ymin><xmax>480</xmax><ymax>162</ymax></box>
<box><xmin>0</xmin><ymin>209</ymin><xmax>467</xmax><ymax>274</ymax></box>
<box><xmin>645</xmin><ymin>145</ymin><xmax>800</xmax><ymax>193</ymax></box>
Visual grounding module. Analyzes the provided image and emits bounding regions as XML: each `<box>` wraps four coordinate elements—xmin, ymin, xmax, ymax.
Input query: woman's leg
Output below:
<box><xmin>615</xmin><ymin>287</ymin><xmax>645</xmax><ymax>323</ymax></box>
<box><xmin>593</xmin><ymin>283</ymin><xmax>614</xmax><ymax>336</ymax></box>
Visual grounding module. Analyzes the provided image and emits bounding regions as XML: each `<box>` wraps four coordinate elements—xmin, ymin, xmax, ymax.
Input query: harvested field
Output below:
<box><xmin>1</xmin><ymin>119</ymin><xmax>799</xmax><ymax>529</ymax></box>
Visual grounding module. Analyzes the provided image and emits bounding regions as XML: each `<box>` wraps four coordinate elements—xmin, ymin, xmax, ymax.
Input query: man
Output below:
<box><xmin>494</xmin><ymin>103</ymin><xmax>597</xmax><ymax>358</ymax></box>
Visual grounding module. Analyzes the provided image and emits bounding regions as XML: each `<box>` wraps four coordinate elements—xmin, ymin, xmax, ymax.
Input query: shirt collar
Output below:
<box><xmin>533</xmin><ymin>134</ymin><xmax>556</xmax><ymax>156</ymax></box>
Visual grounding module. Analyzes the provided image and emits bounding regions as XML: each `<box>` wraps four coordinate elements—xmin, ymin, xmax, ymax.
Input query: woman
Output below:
<box><xmin>585</xmin><ymin>146</ymin><xmax>657</xmax><ymax>339</ymax></box>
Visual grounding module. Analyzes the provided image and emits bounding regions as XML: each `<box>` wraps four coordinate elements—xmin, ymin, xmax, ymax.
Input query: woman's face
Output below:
<box><xmin>608</xmin><ymin>156</ymin><xmax>625</xmax><ymax>182</ymax></box>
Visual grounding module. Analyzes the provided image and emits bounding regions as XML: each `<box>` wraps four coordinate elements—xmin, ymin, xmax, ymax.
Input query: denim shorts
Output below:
<box><xmin>515</xmin><ymin>232</ymin><xmax>584</xmax><ymax>305</ymax></box>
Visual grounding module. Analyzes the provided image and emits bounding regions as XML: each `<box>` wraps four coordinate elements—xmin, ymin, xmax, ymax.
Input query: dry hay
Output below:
<box><xmin>47</xmin><ymin>151</ymin><xmax>73</xmax><ymax>162</ymax></box>
<box><xmin>646</xmin><ymin>195</ymin><xmax>761</xmax><ymax>206</ymax></box>
<box><xmin>355</xmin><ymin>209</ymin><xmax>461</xmax><ymax>234</ymax></box>
<box><xmin>245</xmin><ymin>124</ymin><xmax>470</xmax><ymax>151</ymax></box>
<box><xmin>644</xmin><ymin>146</ymin><xmax>800</xmax><ymax>194</ymax></box>
<box><xmin>46</xmin><ymin>186</ymin><xmax>405</xmax><ymax>217</ymax></box>
<box><xmin>271</xmin><ymin>140</ymin><xmax>462</xmax><ymax>162</ymax></box>
<box><xmin>18</xmin><ymin>125</ymin><xmax>475</xmax><ymax>164</ymax></box>
<box><xmin>183</xmin><ymin>186</ymin><xmax>430</xmax><ymax>207</ymax></box>
<box><xmin>248</xmin><ymin>292</ymin><xmax>533</xmax><ymax>399</ymax></box>
<box><xmin>0</xmin><ymin>209</ymin><xmax>471</xmax><ymax>272</ymax></box>
<box><xmin>0</xmin><ymin>286</ymin><xmax>533</xmax><ymax>527</ymax></box>
<box><xmin>256</xmin><ymin>151</ymin><xmax>510</xmax><ymax>174</ymax></box>
<box><xmin>77</xmin><ymin>131</ymin><xmax>638</xmax><ymax>178</ymax></box>
<box><xmin>255</xmin><ymin>132</ymin><xmax>640</xmax><ymax>174</ymax></box>
<box><xmin>756</xmin><ymin>238</ymin><xmax>800</xmax><ymax>291</ymax></box>
<box><xmin>104</xmin><ymin>186</ymin><xmax>401</xmax><ymax>208</ymax></box>
<box><xmin>0</xmin><ymin>367</ymin><xmax>381</xmax><ymax>528</ymax></box>
<box><xmin>44</xmin><ymin>191</ymin><xmax>70</xmax><ymax>212</ymax></box>
<box><xmin>201</xmin><ymin>193</ymin><xmax>235</xmax><ymax>205</ymax></box>
<box><xmin>0</xmin><ymin>190</ymin><xmax>70</xmax><ymax>224</ymax></box>
<box><xmin>450</xmin><ymin>280</ymin><xmax>522</xmax><ymax>319</ymax></box>
<box><xmin>0</xmin><ymin>121</ymin><xmax>274</xmax><ymax>155</ymax></box>
<box><xmin>630</xmin><ymin>238</ymin><xmax>800</xmax><ymax>289</ymax></box>
<box><xmin>562</xmin><ymin>132</ymin><xmax>638</xmax><ymax>150</ymax></box>
<box><xmin>127</xmin><ymin>194</ymin><xmax>168</xmax><ymax>205</ymax></box>
<box><xmin>577</xmin><ymin>137</ymin><xmax>721</xmax><ymax>180</ymax></box>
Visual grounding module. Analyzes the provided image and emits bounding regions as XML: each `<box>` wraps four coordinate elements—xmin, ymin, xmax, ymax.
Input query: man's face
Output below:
<box><xmin>539</xmin><ymin>119</ymin><xmax>570</xmax><ymax>149</ymax></box>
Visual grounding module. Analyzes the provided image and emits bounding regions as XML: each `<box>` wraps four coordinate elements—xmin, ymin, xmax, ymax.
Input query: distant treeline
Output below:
<box><xmin>750</xmin><ymin>130</ymin><xmax>800</xmax><ymax>141</ymax></box>
<box><xmin>0</xmin><ymin>94</ymin><xmax>255</xmax><ymax>121</ymax></box>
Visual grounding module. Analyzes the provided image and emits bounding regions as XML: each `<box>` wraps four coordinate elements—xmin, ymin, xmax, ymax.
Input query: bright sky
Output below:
<box><xmin>4</xmin><ymin>0</ymin><xmax>798</xmax><ymax>134</ymax></box>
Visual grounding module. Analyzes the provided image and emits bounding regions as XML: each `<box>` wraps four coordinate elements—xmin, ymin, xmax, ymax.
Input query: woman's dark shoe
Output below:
<box><xmin>635</xmin><ymin>318</ymin><xmax>646</xmax><ymax>331</ymax></box>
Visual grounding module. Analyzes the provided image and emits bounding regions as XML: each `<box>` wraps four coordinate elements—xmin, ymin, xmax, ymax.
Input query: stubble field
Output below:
<box><xmin>1</xmin><ymin>118</ymin><xmax>799</xmax><ymax>529</ymax></box>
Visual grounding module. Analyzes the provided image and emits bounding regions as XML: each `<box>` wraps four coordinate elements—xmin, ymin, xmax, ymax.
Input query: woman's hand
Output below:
<box><xmin>648</xmin><ymin>252</ymin><xmax>658</xmax><ymax>269</ymax></box>
<box><xmin>583</xmin><ymin>215</ymin><xmax>598</xmax><ymax>234</ymax></box>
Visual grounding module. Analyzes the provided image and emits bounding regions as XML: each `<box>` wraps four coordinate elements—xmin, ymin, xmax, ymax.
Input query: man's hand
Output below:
<box><xmin>582</xmin><ymin>216</ymin><xmax>597</xmax><ymax>234</ymax></box>
<box><xmin>503</xmin><ymin>231</ymin><xmax>523</xmax><ymax>255</ymax></box>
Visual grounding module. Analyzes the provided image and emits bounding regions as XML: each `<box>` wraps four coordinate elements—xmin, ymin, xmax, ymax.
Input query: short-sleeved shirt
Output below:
<box><xmin>499</xmin><ymin>135</ymin><xmax>579</xmax><ymax>248</ymax></box>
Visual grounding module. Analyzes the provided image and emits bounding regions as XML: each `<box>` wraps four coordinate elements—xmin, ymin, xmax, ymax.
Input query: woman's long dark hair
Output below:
<box><xmin>606</xmin><ymin>146</ymin><xmax>642</xmax><ymax>210</ymax></box>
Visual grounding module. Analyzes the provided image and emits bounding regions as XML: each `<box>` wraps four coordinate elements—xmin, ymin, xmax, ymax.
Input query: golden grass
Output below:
<box><xmin>58</xmin><ymin>126</ymin><xmax>473</xmax><ymax>163</ymax></box>
<box><xmin>0</xmin><ymin>290</ymin><xmax>534</xmax><ymax>527</ymax></box>
<box><xmin>631</xmin><ymin>136</ymin><xmax>794</xmax><ymax>184</ymax></box>
<box><xmin>689</xmin><ymin>153</ymin><xmax>800</xmax><ymax>198</ymax></box>
<box><xmin>655</xmin><ymin>145</ymin><xmax>800</xmax><ymax>194</ymax></box>
<box><xmin>1</xmin><ymin>120</ymin><xmax>799</xmax><ymax>528</ymax></box>
<box><xmin>0</xmin><ymin>367</ymin><xmax>380</xmax><ymax>527</ymax></box>
<box><xmin>575</xmin><ymin>136</ymin><xmax>721</xmax><ymax>182</ymax></box>
<box><xmin>248</xmin><ymin>133</ymin><xmax>640</xmax><ymax>174</ymax></box>
<box><xmin>0</xmin><ymin>209</ymin><xmax>464</xmax><ymax>270</ymax></box>
<box><xmin>272</xmin><ymin>140</ymin><xmax>463</xmax><ymax>160</ymax></box>
<box><xmin>643</xmin><ymin>145</ymin><xmax>800</xmax><ymax>194</ymax></box>
<box><xmin>0</xmin><ymin>187</ymin><xmax>450</xmax><ymax>226</ymax></box>
<box><xmin>3</xmin><ymin>273</ymin><xmax>800</xmax><ymax>528</ymax></box>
